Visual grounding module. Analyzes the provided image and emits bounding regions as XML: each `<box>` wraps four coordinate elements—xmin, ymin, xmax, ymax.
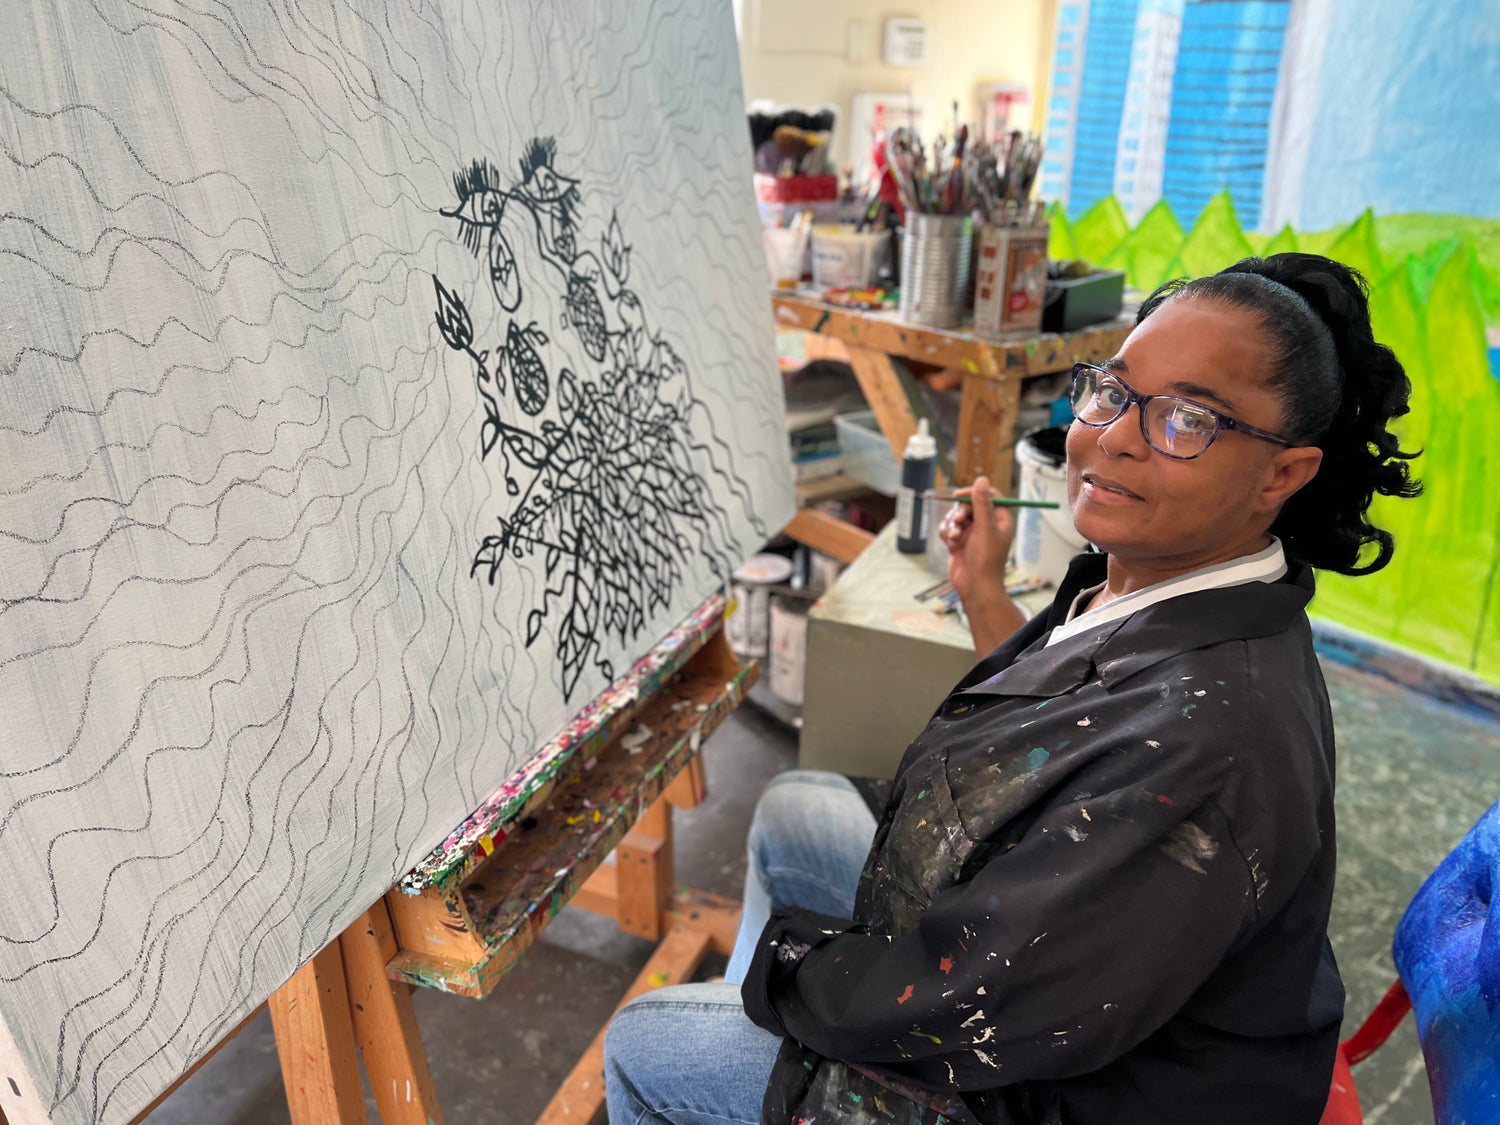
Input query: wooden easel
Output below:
<box><xmin>2</xmin><ymin>598</ymin><xmax>751</xmax><ymax>1125</ymax></box>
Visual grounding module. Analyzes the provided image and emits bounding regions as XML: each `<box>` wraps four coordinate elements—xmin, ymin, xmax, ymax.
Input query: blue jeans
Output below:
<box><xmin>602</xmin><ymin>770</ymin><xmax>878</xmax><ymax>1125</ymax></box>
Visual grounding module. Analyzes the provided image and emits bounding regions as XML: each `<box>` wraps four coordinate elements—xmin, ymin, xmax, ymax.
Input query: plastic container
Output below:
<box><xmin>833</xmin><ymin>410</ymin><xmax>899</xmax><ymax>496</ymax></box>
<box><xmin>1012</xmin><ymin>426</ymin><xmax>1086</xmax><ymax>585</ymax></box>
<box><xmin>725</xmin><ymin>553</ymin><xmax>794</xmax><ymax>658</ymax></box>
<box><xmin>763</xmin><ymin>224</ymin><xmax>811</xmax><ymax>289</ymax></box>
<box><xmin>811</xmin><ymin>225</ymin><xmax>886</xmax><ymax>288</ymax></box>
<box><xmin>1041</xmin><ymin>269</ymin><xmax>1127</xmax><ymax>332</ymax></box>
<box><xmin>899</xmin><ymin>214</ymin><xmax>972</xmax><ymax>329</ymax></box>
<box><xmin>896</xmin><ymin>420</ymin><xmax>937</xmax><ymax>554</ymax></box>
<box><xmin>754</xmin><ymin>173</ymin><xmax>839</xmax><ymax>203</ymax></box>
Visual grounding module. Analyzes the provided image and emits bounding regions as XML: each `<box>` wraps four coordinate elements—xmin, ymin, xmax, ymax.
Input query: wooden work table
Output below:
<box><xmin>772</xmin><ymin>292</ymin><xmax>1133</xmax><ymax>490</ymax></box>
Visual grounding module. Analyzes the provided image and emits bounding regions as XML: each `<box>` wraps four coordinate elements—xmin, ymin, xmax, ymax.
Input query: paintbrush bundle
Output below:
<box><xmin>963</xmin><ymin>131</ymin><xmax>1046</xmax><ymax>227</ymax></box>
<box><xmin>886</xmin><ymin>124</ymin><xmax>971</xmax><ymax>216</ymax></box>
<box><xmin>768</xmin><ymin>124</ymin><xmax>831</xmax><ymax>176</ymax></box>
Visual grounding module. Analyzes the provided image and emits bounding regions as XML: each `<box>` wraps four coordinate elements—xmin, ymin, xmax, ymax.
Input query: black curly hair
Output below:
<box><xmin>1137</xmin><ymin>253</ymin><xmax>1421</xmax><ymax>575</ymax></box>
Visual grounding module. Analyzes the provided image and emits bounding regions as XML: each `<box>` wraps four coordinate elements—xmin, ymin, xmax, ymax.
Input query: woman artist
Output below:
<box><xmin>603</xmin><ymin>253</ymin><xmax>1421</xmax><ymax>1125</ymax></box>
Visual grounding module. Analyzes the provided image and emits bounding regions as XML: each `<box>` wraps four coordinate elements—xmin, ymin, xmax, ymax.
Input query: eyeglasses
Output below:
<box><xmin>1068</xmin><ymin>362</ymin><xmax>1294</xmax><ymax>460</ymax></box>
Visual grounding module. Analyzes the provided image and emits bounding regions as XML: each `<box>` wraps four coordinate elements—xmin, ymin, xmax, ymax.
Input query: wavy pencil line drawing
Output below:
<box><xmin>0</xmin><ymin>4</ymin><xmax>790</xmax><ymax>1122</ymax></box>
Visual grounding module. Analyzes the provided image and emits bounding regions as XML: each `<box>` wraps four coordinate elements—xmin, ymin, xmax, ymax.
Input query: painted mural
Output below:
<box><xmin>1041</xmin><ymin>0</ymin><xmax>1500</xmax><ymax>232</ymax></box>
<box><xmin>1041</xmin><ymin>0</ymin><xmax>1500</xmax><ymax>684</ymax></box>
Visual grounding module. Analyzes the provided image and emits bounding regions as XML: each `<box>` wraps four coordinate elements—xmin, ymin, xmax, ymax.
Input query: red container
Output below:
<box><xmin>754</xmin><ymin>174</ymin><xmax>838</xmax><ymax>204</ymax></box>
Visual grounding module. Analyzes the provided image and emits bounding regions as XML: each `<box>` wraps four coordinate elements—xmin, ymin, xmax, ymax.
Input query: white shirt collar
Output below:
<box><xmin>1044</xmin><ymin>537</ymin><xmax>1288</xmax><ymax>648</ymax></box>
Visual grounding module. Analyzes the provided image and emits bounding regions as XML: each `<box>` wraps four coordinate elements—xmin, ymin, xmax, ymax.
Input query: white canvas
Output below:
<box><xmin>0</xmin><ymin>3</ymin><xmax>792</xmax><ymax>1122</ymax></box>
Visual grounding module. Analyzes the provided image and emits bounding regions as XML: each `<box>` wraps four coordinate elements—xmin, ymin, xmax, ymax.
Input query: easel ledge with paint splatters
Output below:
<box><xmin>0</xmin><ymin>594</ymin><xmax>750</xmax><ymax>1125</ymax></box>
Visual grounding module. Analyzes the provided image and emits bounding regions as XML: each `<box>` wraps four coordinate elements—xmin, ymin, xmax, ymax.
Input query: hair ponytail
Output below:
<box><xmin>1137</xmin><ymin>253</ymin><xmax>1421</xmax><ymax>574</ymax></box>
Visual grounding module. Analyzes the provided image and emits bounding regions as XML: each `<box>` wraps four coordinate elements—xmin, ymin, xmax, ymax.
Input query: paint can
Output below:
<box><xmin>972</xmin><ymin>224</ymin><xmax>1049</xmax><ymax>338</ymax></box>
<box><xmin>726</xmin><ymin>553</ymin><xmax>794</xmax><ymax>659</ymax></box>
<box><xmin>769</xmin><ymin>594</ymin><xmax>812</xmax><ymax>707</ymax></box>
<box><xmin>1012</xmin><ymin>426</ymin><xmax>1086</xmax><ymax>586</ymax></box>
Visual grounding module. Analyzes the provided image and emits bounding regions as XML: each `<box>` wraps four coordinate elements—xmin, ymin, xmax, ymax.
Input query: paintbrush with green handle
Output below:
<box><xmin>922</xmin><ymin>490</ymin><xmax>1060</xmax><ymax>510</ymax></box>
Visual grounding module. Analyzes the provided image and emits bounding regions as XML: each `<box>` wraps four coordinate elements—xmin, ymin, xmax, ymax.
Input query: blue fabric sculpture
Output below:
<box><xmin>1394</xmin><ymin>799</ymin><xmax>1500</xmax><ymax>1123</ymax></box>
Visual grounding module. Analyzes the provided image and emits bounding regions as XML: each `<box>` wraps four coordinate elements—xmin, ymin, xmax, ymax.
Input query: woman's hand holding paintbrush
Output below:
<box><xmin>938</xmin><ymin>476</ymin><xmax>1029</xmax><ymax>655</ymax></box>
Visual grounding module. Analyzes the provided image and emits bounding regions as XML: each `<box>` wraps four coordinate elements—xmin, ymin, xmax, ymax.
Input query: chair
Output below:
<box><xmin>1320</xmin><ymin>799</ymin><xmax>1500</xmax><ymax>1124</ymax></box>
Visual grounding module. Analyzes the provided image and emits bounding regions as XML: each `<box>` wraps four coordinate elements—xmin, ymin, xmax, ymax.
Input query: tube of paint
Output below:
<box><xmin>895</xmin><ymin>419</ymin><xmax>937</xmax><ymax>554</ymax></box>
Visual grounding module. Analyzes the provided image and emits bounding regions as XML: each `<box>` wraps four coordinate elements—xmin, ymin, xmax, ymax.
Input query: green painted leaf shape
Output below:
<box><xmin>1178</xmin><ymin>191</ymin><xmax>1254</xmax><ymax>279</ymax></box>
<box><xmin>1046</xmin><ymin>201</ymin><xmax>1079</xmax><ymax>261</ymax></box>
<box><xmin>1123</xmin><ymin>199</ymin><xmax>1185</xmax><ymax>292</ymax></box>
<box><xmin>1326</xmin><ymin>208</ymin><xmax>1384</xmax><ymax>284</ymax></box>
<box><xmin>1261</xmin><ymin>225</ymin><xmax>1299</xmax><ymax>257</ymax></box>
<box><xmin>1071</xmin><ymin>195</ymin><xmax>1130</xmax><ymax>268</ymax></box>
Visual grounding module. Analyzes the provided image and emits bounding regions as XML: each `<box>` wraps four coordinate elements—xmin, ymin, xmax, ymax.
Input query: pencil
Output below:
<box><xmin>922</xmin><ymin>492</ymin><xmax>1061</xmax><ymax>510</ymax></box>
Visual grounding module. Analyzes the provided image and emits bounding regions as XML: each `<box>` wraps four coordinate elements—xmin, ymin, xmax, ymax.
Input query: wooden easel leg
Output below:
<box><xmin>541</xmin><ymin>741</ymin><xmax>737</xmax><ymax>1122</ymax></box>
<box><xmin>616</xmin><ymin>799</ymin><xmax>673</xmax><ymax>941</ymax></box>
<box><xmin>663</xmin><ymin>753</ymin><xmax>707</xmax><ymax>809</ymax></box>
<box><xmin>340</xmin><ymin>900</ymin><xmax>444</xmax><ymax>1125</ymax></box>
<box><xmin>269</xmin><ymin>942</ymin><xmax>368</xmax><ymax>1125</ymax></box>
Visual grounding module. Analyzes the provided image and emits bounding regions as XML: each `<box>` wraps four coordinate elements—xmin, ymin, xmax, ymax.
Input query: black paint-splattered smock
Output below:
<box><xmin>742</xmin><ymin>552</ymin><xmax>1344</xmax><ymax>1125</ymax></box>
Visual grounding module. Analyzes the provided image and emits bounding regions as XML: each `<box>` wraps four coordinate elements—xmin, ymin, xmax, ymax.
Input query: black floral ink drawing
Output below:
<box><xmin>434</xmin><ymin>138</ymin><xmax>760</xmax><ymax>699</ymax></box>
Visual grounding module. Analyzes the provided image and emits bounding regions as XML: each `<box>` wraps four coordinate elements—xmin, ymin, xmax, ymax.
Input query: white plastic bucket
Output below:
<box><xmin>811</xmin><ymin>225</ymin><xmax>885</xmax><ymax>288</ymax></box>
<box><xmin>725</xmin><ymin>553</ymin><xmax>794</xmax><ymax>658</ymax></box>
<box><xmin>1012</xmin><ymin>428</ymin><xmax>1086</xmax><ymax>585</ymax></box>
<box><xmin>769</xmin><ymin>594</ymin><xmax>811</xmax><ymax>706</ymax></box>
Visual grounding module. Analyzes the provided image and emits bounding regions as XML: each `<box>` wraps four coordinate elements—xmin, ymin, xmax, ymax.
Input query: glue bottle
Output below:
<box><xmin>895</xmin><ymin>419</ymin><xmax>937</xmax><ymax>554</ymax></box>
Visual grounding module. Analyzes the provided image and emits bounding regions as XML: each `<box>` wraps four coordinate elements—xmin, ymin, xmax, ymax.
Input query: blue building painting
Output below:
<box><xmin>1048</xmin><ymin>0</ymin><xmax>1140</xmax><ymax>216</ymax></box>
<box><xmin>1160</xmin><ymin>1</ymin><xmax>1288</xmax><ymax>225</ymax></box>
<box><xmin>1042</xmin><ymin>0</ymin><xmax>1500</xmax><ymax>233</ymax></box>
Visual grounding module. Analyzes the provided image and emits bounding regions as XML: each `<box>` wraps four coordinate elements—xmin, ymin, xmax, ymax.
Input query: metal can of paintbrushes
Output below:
<box><xmin>899</xmin><ymin>214</ymin><xmax>972</xmax><ymax>329</ymax></box>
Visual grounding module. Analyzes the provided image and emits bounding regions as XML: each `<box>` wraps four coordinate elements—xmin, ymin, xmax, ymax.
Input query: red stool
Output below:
<box><xmin>1318</xmin><ymin>980</ymin><xmax>1413</xmax><ymax>1123</ymax></box>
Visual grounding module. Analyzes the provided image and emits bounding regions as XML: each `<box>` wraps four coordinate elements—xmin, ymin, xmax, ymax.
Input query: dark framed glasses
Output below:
<box><xmin>1068</xmin><ymin>362</ymin><xmax>1294</xmax><ymax>460</ymax></box>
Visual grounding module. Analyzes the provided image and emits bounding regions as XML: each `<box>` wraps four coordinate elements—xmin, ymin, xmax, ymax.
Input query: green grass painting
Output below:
<box><xmin>1050</xmin><ymin>193</ymin><xmax>1500</xmax><ymax>681</ymax></box>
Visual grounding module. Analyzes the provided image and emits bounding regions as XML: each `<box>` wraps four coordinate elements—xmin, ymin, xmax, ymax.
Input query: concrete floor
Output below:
<box><xmin>143</xmin><ymin>656</ymin><xmax>1500</xmax><ymax>1125</ymax></box>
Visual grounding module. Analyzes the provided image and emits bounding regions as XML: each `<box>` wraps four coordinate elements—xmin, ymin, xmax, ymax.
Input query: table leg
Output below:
<box><xmin>843</xmin><ymin>346</ymin><xmax>924</xmax><ymax>463</ymax></box>
<box><xmin>800</xmin><ymin>331</ymin><xmax>956</xmax><ymax>483</ymax></box>
<box><xmin>800</xmin><ymin>332</ymin><xmax>849</xmax><ymax>364</ymax></box>
<box><xmin>269</xmin><ymin>942</ymin><xmax>368</xmax><ymax>1125</ymax></box>
<box><xmin>340</xmin><ymin>901</ymin><xmax>443</xmax><ymax>1125</ymax></box>
<box><xmin>955</xmin><ymin>371</ymin><xmax>1022</xmax><ymax>489</ymax></box>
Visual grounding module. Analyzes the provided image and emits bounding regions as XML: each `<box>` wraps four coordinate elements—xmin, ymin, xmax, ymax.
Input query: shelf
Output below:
<box><xmin>794</xmin><ymin>472</ymin><xmax>877</xmax><ymax>506</ymax></box>
<box><xmin>384</xmin><ymin>625</ymin><xmax>755</xmax><ymax>998</ymax></box>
